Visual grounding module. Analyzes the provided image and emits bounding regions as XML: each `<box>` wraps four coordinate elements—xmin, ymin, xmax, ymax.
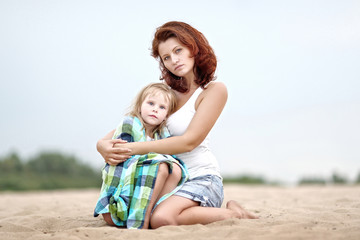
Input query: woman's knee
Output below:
<box><xmin>150</xmin><ymin>210</ymin><xmax>177</xmax><ymax>229</ymax></box>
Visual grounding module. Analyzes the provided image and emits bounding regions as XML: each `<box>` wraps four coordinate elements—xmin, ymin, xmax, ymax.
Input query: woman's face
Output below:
<box><xmin>158</xmin><ymin>37</ymin><xmax>195</xmax><ymax>80</ymax></box>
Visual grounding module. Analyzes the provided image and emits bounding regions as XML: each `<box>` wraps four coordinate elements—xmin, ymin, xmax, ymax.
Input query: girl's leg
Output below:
<box><xmin>150</xmin><ymin>196</ymin><xmax>257</xmax><ymax>229</ymax></box>
<box><xmin>155</xmin><ymin>164</ymin><xmax>182</xmax><ymax>202</ymax></box>
<box><xmin>102</xmin><ymin>213</ymin><xmax>116</xmax><ymax>226</ymax></box>
<box><xmin>142</xmin><ymin>163</ymin><xmax>169</xmax><ymax>229</ymax></box>
<box><xmin>143</xmin><ymin>163</ymin><xmax>181</xmax><ymax>229</ymax></box>
<box><xmin>102</xmin><ymin>163</ymin><xmax>182</xmax><ymax>229</ymax></box>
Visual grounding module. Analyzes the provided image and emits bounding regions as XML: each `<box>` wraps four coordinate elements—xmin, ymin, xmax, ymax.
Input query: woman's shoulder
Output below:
<box><xmin>203</xmin><ymin>81</ymin><xmax>227</xmax><ymax>96</ymax></box>
<box><xmin>195</xmin><ymin>81</ymin><xmax>227</xmax><ymax>108</ymax></box>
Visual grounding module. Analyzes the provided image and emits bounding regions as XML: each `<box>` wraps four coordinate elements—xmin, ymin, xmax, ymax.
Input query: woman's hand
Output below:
<box><xmin>97</xmin><ymin>133</ymin><xmax>132</xmax><ymax>166</ymax></box>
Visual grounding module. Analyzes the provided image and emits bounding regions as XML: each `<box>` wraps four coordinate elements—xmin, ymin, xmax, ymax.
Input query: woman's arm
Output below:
<box><xmin>97</xmin><ymin>129</ymin><xmax>132</xmax><ymax>165</ymax></box>
<box><xmin>124</xmin><ymin>82</ymin><xmax>228</xmax><ymax>155</ymax></box>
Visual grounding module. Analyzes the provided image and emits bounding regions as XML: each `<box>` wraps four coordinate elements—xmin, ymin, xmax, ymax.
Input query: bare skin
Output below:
<box><xmin>98</xmin><ymin>82</ymin><xmax>258</xmax><ymax>228</ymax></box>
<box><xmin>149</xmin><ymin>196</ymin><xmax>257</xmax><ymax>229</ymax></box>
<box><xmin>142</xmin><ymin>163</ymin><xmax>182</xmax><ymax>229</ymax></box>
<box><xmin>226</xmin><ymin>200</ymin><xmax>258</xmax><ymax>219</ymax></box>
<box><xmin>101</xmin><ymin>163</ymin><xmax>182</xmax><ymax>229</ymax></box>
<box><xmin>98</xmin><ymin>35</ymin><xmax>258</xmax><ymax>228</ymax></box>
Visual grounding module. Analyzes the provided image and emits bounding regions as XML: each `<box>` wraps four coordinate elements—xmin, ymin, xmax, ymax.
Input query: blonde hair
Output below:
<box><xmin>128</xmin><ymin>82</ymin><xmax>177</xmax><ymax>135</ymax></box>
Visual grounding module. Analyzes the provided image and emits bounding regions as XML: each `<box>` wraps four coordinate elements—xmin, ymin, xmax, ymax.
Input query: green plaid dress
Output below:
<box><xmin>94</xmin><ymin>116</ymin><xmax>188</xmax><ymax>229</ymax></box>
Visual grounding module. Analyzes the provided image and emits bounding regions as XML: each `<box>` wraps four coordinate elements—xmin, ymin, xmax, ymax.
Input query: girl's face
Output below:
<box><xmin>140</xmin><ymin>93</ymin><xmax>169</xmax><ymax>129</ymax></box>
<box><xmin>158</xmin><ymin>37</ymin><xmax>195</xmax><ymax>80</ymax></box>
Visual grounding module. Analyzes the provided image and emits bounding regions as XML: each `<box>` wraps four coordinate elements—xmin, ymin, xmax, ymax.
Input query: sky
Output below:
<box><xmin>1</xmin><ymin>0</ymin><xmax>359</xmax><ymax>184</ymax></box>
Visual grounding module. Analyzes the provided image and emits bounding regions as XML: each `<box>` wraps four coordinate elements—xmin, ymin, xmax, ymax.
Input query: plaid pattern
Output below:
<box><xmin>94</xmin><ymin>116</ymin><xmax>188</xmax><ymax>229</ymax></box>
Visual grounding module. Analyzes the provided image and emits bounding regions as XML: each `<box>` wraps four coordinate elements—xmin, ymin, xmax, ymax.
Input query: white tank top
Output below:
<box><xmin>167</xmin><ymin>87</ymin><xmax>221</xmax><ymax>179</ymax></box>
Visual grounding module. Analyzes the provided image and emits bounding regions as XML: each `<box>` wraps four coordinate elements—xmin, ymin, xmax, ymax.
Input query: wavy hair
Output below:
<box><xmin>151</xmin><ymin>21</ymin><xmax>217</xmax><ymax>93</ymax></box>
<box><xmin>127</xmin><ymin>82</ymin><xmax>177</xmax><ymax>136</ymax></box>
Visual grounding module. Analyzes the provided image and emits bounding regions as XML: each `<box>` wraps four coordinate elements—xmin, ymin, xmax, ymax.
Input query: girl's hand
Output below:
<box><xmin>97</xmin><ymin>138</ymin><xmax>132</xmax><ymax>166</ymax></box>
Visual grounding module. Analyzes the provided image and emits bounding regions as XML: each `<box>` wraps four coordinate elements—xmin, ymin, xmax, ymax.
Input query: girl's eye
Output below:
<box><xmin>148</xmin><ymin>101</ymin><xmax>154</xmax><ymax>106</ymax></box>
<box><xmin>160</xmin><ymin>106</ymin><xmax>166</xmax><ymax>110</ymax></box>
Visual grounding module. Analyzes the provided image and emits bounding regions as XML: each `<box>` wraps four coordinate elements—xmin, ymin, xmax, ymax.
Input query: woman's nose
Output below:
<box><xmin>172</xmin><ymin>56</ymin><xmax>179</xmax><ymax>64</ymax></box>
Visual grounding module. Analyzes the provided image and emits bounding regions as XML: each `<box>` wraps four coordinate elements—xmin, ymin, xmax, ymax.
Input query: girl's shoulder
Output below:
<box><xmin>113</xmin><ymin>115</ymin><xmax>144</xmax><ymax>141</ymax></box>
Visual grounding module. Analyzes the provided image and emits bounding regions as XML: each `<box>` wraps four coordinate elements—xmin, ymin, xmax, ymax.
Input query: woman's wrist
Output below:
<box><xmin>96</xmin><ymin>138</ymin><xmax>107</xmax><ymax>157</ymax></box>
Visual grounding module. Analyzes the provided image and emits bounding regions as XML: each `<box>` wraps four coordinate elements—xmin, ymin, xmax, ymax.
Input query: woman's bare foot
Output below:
<box><xmin>226</xmin><ymin>200</ymin><xmax>258</xmax><ymax>219</ymax></box>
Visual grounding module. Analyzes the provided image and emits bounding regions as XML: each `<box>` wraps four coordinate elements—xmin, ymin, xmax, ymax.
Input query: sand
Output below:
<box><xmin>0</xmin><ymin>185</ymin><xmax>359</xmax><ymax>240</ymax></box>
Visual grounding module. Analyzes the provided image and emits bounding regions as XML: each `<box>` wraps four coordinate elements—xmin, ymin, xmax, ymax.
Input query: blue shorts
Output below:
<box><xmin>173</xmin><ymin>175</ymin><xmax>224</xmax><ymax>208</ymax></box>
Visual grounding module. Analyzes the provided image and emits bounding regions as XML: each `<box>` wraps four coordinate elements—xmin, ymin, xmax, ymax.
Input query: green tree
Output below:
<box><xmin>298</xmin><ymin>177</ymin><xmax>326</xmax><ymax>185</ymax></box>
<box><xmin>0</xmin><ymin>151</ymin><xmax>101</xmax><ymax>191</ymax></box>
<box><xmin>331</xmin><ymin>172</ymin><xmax>347</xmax><ymax>184</ymax></box>
<box><xmin>223</xmin><ymin>175</ymin><xmax>266</xmax><ymax>184</ymax></box>
<box><xmin>355</xmin><ymin>171</ymin><xmax>360</xmax><ymax>184</ymax></box>
<box><xmin>0</xmin><ymin>152</ymin><xmax>23</xmax><ymax>174</ymax></box>
<box><xmin>27</xmin><ymin>152</ymin><xmax>79</xmax><ymax>176</ymax></box>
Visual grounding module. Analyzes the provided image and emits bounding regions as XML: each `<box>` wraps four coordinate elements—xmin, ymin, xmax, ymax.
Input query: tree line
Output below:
<box><xmin>298</xmin><ymin>172</ymin><xmax>360</xmax><ymax>185</ymax></box>
<box><xmin>0</xmin><ymin>151</ymin><xmax>359</xmax><ymax>191</ymax></box>
<box><xmin>0</xmin><ymin>151</ymin><xmax>101</xmax><ymax>191</ymax></box>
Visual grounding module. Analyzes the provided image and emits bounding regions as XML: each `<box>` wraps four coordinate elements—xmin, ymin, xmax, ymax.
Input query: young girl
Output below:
<box><xmin>97</xmin><ymin>21</ymin><xmax>257</xmax><ymax>228</ymax></box>
<box><xmin>94</xmin><ymin>82</ymin><xmax>188</xmax><ymax>229</ymax></box>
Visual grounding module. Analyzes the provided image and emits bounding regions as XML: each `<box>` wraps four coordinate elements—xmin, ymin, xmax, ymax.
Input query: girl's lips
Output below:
<box><xmin>149</xmin><ymin>115</ymin><xmax>157</xmax><ymax>119</ymax></box>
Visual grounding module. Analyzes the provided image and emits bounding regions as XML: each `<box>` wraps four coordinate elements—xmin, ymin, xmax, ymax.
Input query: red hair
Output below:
<box><xmin>151</xmin><ymin>21</ymin><xmax>217</xmax><ymax>93</ymax></box>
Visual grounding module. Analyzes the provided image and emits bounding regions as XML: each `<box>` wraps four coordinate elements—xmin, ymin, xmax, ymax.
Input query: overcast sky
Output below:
<box><xmin>1</xmin><ymin>0</ymin><xmax>359</xmax><ymax>184</ymax></box>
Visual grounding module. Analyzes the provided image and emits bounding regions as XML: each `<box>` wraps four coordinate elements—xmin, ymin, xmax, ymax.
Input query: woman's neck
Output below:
<box><xmin>183</xmin><ymin>75</ymin><xmax>199</xmax><ymax>93</ymax></box>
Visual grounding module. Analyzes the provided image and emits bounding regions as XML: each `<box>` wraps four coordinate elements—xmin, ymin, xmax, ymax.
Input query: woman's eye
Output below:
<box><xmin>175</xmin><ymin>48</ymin><xmax>181</xmax><ymax>53</ymax></box>
<box><xmin>163</xmin><ymin>56</ymin><xmax>169</xmax><ymax>61</ymax></box>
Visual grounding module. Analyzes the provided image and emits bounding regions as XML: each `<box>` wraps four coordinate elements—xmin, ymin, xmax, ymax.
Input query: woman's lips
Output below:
<box><xmin>175</xmin><ymin>64</ymin><xmax>184</xmax><ymax>71</ymax></box>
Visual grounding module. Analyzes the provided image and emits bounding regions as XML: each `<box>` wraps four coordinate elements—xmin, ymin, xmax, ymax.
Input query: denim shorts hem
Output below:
<box><xmin>173</xmin><ymin>174</ymin><xmax>224</xmax><ymax>208</ymax></box>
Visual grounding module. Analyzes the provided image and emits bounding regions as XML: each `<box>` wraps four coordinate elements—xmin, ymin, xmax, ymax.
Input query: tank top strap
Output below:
<box><xmin>187</xmin><ymin>87</ymin><xmax>203</xmax><ymax>110</ymax></box>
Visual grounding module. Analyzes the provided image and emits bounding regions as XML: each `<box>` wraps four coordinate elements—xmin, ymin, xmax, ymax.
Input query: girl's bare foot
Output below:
<box><xmin>226</xmin><ymin>200</ymin><xmax>258</xmax><ymax>219</ymax></box>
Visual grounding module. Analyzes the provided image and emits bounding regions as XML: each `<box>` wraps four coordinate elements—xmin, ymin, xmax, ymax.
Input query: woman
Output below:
<box><xmin>97</xmin><ymin>21</ymin><xmax>257</xmax><ymax>228</ymax></box>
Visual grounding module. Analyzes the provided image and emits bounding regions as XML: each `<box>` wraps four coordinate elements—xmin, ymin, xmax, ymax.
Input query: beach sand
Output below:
<box><xmin>0</xmin><ymin>185</ymin><xmax>359</xmax><ymax>240</ymax></box>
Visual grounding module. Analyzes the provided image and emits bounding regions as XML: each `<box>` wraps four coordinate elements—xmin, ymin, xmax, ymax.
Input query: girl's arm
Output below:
<box><xmin>123</xmin><ymin>82</ymin><xmax>228</xmax><ymax>155</ymax></box>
